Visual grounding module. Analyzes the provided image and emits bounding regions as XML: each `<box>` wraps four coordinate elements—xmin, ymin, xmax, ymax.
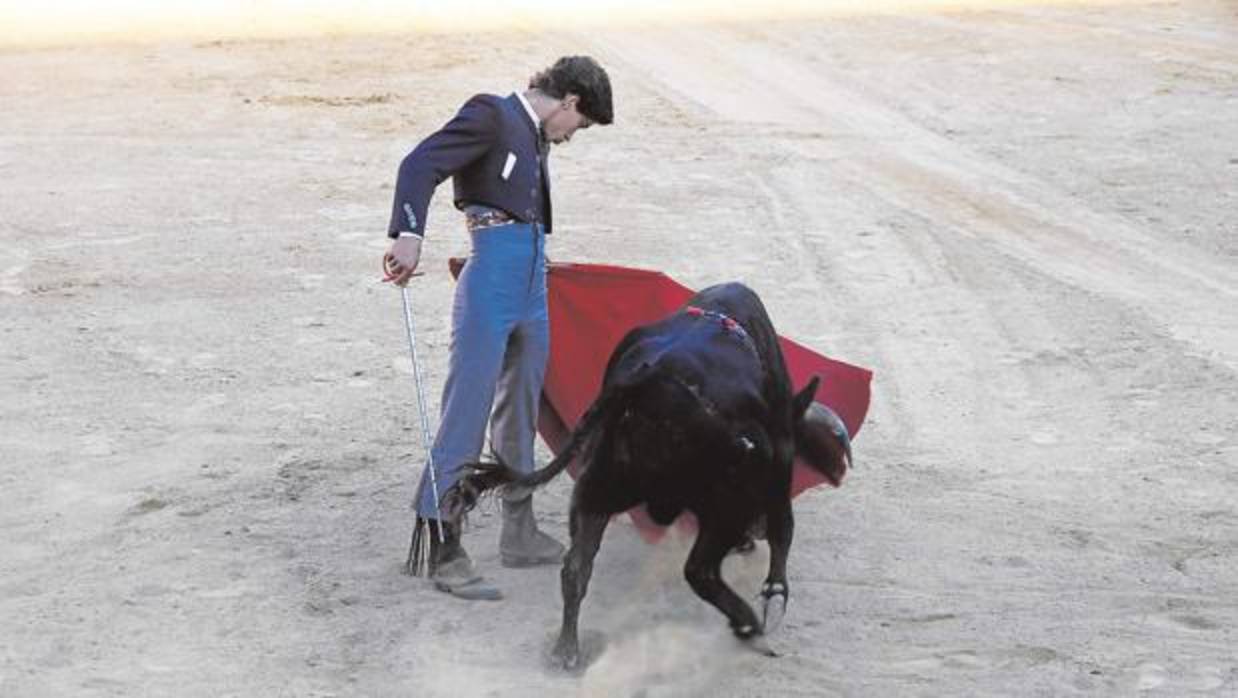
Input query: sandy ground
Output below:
<box><xmin>2</xmin><ymin>1</ymin><xmax>1237</xmax><ymax>695</ymax></box>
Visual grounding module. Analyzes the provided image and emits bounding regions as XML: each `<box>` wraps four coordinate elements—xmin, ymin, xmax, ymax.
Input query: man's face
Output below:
<box><xmin>542</xmin><ymin>94</ymin><xmax>594</xmax><ymax>145</ymax></box>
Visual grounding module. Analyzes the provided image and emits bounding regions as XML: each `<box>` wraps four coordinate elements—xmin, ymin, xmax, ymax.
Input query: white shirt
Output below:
<box><xmin>515</xmin><ymin>91</ymin><xmax>541</xmax><ymax>129</ymax></box>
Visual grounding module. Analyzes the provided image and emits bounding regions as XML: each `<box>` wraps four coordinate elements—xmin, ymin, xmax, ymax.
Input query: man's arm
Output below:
<box><xmin>383</xmin><ymin>94</ymin><xmax>499</xmax><ymax>285</ymax></box>
<box><xmin>387</xmin><ymin>94</ymin><xmax>499</xmax><ymax>240</ymax></box>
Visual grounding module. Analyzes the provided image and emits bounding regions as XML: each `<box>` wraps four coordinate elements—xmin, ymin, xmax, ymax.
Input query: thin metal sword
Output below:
<box><xmin>399</xmin><ymin>285</ymin><xmax>445</xmax><ymax>570</ymax></box>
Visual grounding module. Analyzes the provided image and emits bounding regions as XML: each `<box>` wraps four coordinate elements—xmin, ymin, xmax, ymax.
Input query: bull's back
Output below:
<box><xmin>605</xmin><ymin>311</ymin><xmax>765</xmax><ymax>413</ymax></box>
<box><xmin>688</xmin><ymin>282</ymin><xmax>793</xmax><ymax>411</ymax></box>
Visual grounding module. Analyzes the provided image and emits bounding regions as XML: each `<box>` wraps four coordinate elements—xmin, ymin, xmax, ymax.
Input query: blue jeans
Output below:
<box><xmin>415</xmin><ymin>222</ymin><xmax>549</xmax><ymax>518</ymax></box>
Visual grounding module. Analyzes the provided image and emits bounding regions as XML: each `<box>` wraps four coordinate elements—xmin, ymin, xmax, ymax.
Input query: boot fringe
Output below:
<box><xmin>405</xmin><ymin>514</ymin><xmax>472</xmax><ymax>577</ymax></box>
<box><xmin>405</xmin><ymin>515</ymin><xmax>429</xmax><ymax>577</ymax></box>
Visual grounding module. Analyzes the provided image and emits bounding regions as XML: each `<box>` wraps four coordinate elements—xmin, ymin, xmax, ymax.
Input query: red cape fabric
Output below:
<box><xmin>450</xmin><ymin>260</ymin><xmax>873</xmax><ymax>542</ymax></box>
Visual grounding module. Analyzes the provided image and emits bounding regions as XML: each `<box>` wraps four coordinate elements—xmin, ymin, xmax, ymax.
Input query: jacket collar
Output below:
<box><xmin>508</xmin><ymin>92</ymin><xmax>541</xmax><ymax>140</ymax></box>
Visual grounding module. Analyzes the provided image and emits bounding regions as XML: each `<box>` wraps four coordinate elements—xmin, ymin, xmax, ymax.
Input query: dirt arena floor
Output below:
<box><xmin>2</xmin><ymin>1</ymin><xmax>1236</xmax><ymax>695</ymax></box>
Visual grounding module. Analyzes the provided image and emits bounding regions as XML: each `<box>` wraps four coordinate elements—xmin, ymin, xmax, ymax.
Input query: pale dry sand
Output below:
<box><xmin>2</xmin><ymin>1</ymin><xmax>1236</xmax><ymax>696</ymax></box>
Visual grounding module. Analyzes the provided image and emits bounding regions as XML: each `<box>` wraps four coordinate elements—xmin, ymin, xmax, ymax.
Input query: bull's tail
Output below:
<box><xmin>440</xmin><ymin>388</ymin><xmax>618</xmax><ymax>519</ymax></box>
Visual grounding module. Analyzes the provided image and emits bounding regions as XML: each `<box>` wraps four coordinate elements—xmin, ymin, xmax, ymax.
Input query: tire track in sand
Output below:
<box><xmin>588</xmin><ymin>23</ymin><xmax>1238</xmax><ymax>372</ymax></box>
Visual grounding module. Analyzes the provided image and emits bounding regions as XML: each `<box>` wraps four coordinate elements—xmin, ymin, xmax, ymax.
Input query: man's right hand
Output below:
<box><xmin>383</xmin><ymin>235</ymin><xmax>423</xmax><ymax>286</ymax></box>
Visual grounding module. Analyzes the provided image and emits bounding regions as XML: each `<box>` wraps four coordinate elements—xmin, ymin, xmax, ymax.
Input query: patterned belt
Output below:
<box><xmin>465</xmin><ymin>208</ymin><xmax>515</xmax><ymax>231</ymax></box>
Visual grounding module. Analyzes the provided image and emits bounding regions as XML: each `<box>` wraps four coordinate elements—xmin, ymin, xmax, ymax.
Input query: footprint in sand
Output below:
<box><xmin>0</xmin><ymin>243</ymin><xmax>31</xmax><ymax>296</ymax></box>
<box><xmin>187</xmin><ymin>352</ymin><xmax>218</xmax><ymax>369</ymax></box>
<box><xmin>1169</xmin><ymin>614</ymin><xmax>1222</xmax><ymax>631</ymax></box>
<box><xmin>1028</xmin><ymin>430</ymin><xmax>1059</xmax><ymax>445</ymax></box>
<box><xmin>891</xmin><ymin>645</ymin><xmax>1063</xmax><ymax>675</ymax></box>
<box><xmin>297</xmin><ymin>273</ymin><xmax>326</xmax><ymax>291</ymax></box>
<box><xmin>131</xmin><ymin>345</ymin><xmax>177</xmax><ymax>376</ymax></box>
<box><xmin>1133</xmin><ymin>662</ymin><xmax>1168</xmax><ymax>690</ymax></box>
<box><xmin>80</xmin><ymin>433</ymin><xmax>117</xmax><ymax>457</ymax></box>
<box><xmin>889</xmin><ymin>650</ymin><xmax>984</xmax><ymax>674</ymax></box>
<box><xmin>1</xmin><ymin>264</ymin><xmax>26</xmax><ymax>295</ymax></box>
<box><xmin>1148</xmin><ymin>611</ymin><xmax>1223</xmax><ymax>633</ymax></box>
<box><xmin>1127</xmin><ymin>661</ymin><xmax>1231</xmax><ymax>692</ymax></box>
<box><xmin>182</xmin><ymin>393</ymin><xmax>230</xmax><ymax>421</ymax></box>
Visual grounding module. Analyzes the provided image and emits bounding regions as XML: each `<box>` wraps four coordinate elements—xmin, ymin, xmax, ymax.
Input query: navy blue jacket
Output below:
<box><xmin>387</xmin><ymin>93</ymin><xmax>550</xmax><ymax>239</ymax></box>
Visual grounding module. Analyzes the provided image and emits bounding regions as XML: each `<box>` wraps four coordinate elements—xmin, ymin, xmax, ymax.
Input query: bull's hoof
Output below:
<box><xmin>545</xmin><ymin>629</ymin><xmax>605</xmax><ymax>673</ymax></box>
<box><xmin>744</xmin><ymin>633</ymin><xmax>779</xmax><ymax>658</ymax></box>
<box><xmin>549</xmin><ymin>637</ymin><xmax>581</xmax><ymax>672</ymax></box>
<box><xmin>733</xmin><ymin>624</ymin><xmax>779</xmax><ymax>657</ymax></box>
<box><xmin>759</xmin><ymin>581</ymin><xmax>788</xmax><ymax>633</ymax></box>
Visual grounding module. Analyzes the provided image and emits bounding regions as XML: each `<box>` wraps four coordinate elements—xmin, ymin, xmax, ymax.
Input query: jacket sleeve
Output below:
<box><xmin>387</xmin><ymin>95</ymin><xmax>499</xmax><ymax>238</ymax></box>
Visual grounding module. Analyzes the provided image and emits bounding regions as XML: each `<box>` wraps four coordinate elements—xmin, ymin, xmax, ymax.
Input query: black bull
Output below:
<box><xmin>444</xmin><ymin>282</ymin><xmax>852</xmax><ymax>668</ymax></box>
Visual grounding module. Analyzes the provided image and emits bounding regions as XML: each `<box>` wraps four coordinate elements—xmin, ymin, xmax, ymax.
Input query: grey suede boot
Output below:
<box><xmin>426</xmin><ymin>519</ymin><xmax>503</xmax><ymax>601</ymax></box>
<box><xmin>499</xmin><ymin>495</ymin><xmax>566</xmax><ymax>568</ymax></box>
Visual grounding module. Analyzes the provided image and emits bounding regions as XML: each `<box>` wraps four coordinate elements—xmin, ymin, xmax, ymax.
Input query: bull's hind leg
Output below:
<box><xmin>684</xmin><ymin>521</ymin><xmax>771</xmax><ymax>653</ymax></box>
<box><xmin>552</xmin><ymin>507</ymin><xmax>609</xmax><ymax>670</ymax></box>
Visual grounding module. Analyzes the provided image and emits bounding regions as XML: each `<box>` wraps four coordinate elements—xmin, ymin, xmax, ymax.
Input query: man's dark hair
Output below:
<box><xmin>529</xmin><ymin>55</ymin><xmax>613</xmax><ymax>125</ymax></box>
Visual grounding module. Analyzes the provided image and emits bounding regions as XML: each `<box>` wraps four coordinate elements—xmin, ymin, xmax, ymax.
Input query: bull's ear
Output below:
<box><xmin>792</xmin><ymin>375</ymin><xmax>820</xmax><ymax>421</ymax></box>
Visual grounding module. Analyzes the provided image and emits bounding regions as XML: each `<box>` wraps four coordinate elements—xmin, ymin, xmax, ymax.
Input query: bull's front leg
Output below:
<box><xmin>684</xmin><ymin>521</ymin><xmax>772</xmax><ymax>654</ymax></box>
<box><xmin>552</xmin><ymin>509</ymin><xmax>609</xmax><ymax>671</ymax></box>
<box><xmin>760</xmin><ymin>495</ymin><xmax>794</xmax><ymax>634</ymax></box>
